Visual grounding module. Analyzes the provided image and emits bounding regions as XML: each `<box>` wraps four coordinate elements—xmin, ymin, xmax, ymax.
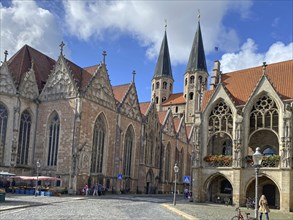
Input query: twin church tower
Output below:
<box><xmin>151</xmin><ymin>19</ymin><xmax>209</xmax><ymax>124</ymax></box>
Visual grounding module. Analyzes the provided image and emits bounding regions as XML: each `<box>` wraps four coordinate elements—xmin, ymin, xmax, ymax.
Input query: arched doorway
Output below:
<box><xmin>205</xmin><ymin>174</ymin><xmax>233</xmax><ymax>204</ymax></box>
<box><xmin>146</xmin><ymin>169</ymin><xmax>154</xmax><ymax>194</ymax></box>
<box><xmin>246</xmin><ymin>176</ymin><xmax>280</xmax><ymax>209</ymax></box>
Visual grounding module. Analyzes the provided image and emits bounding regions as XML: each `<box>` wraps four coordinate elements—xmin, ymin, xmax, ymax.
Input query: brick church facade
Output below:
<box><xmin>0</xmin><ymin>20</ymin><xmax>292</xmax><ymax>212</ymax></box>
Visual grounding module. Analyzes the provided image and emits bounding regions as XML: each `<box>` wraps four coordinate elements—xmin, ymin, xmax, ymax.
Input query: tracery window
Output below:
<box><xmin>0</xmin><ymin>104</ymin><xmax>8</xmax><ymax>164</ymax></box>
<box><xmin>146</xmin><ymin>132</ymin><xmax>154</xmax><ymax>165</ymax></box>
<box><xmin>250</xmin><ymin>95</ymin><xmax>278</xmax><ymax>133</ymax></box>
<box><xmin>47</xmin><ymin>112</ymin><xmax>60</xmax><ymax>166</ymax></box>
<box><xmin>208</xmin><ymin>101</ymin><xmax>233</xmax><ymax>136</ymax></box>
<box><xmin>17</xmin><ymin>110</ymin><xmax>31</xmax><ymax>165</ymax></box>
<box><xmin>123</xmin><ymin>126</ymin><xmax>134</xmax><ymax>177</ymax></box>
<box><xmin>91</xmin><ymin>115</ymin><xmax>106</xmax><ymax>173</ymax></box>
<box><xmin>155</xmin><ymin>139</ymin><xmax>160</xmax><ymax>167</ymax></box>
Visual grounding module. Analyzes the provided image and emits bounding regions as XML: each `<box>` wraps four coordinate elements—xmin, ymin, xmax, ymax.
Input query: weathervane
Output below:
<box><xmin>59</xmin><ymin>41</ymin><xmax>65</xmax><ymax>55</ymax></box>
<box><xmin>197</xmin><ymin>9</ymin><xmax>200</xmax><ymax>21</ymax></box>
<box><xmin>165</xmin><ymin>19</ymin><xmax>167</xmax><ymax>31</ymax></box>
<box><xmin>4</xmin><ymin>50</ymin><xmax>8</xmax><ymax>62</ymax></box>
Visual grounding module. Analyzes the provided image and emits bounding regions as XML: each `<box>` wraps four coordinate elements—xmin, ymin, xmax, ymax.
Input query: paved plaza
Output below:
<box><xmin>0</xmin><ymin>194</ymin><xmax>292</xmax><ymax>220</ymax></box>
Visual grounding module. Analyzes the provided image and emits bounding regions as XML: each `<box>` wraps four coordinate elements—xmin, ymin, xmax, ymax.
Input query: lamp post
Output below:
<box><xmin>173</xmin><ymin>163</ymin><xmax>179</xmax><ymax>206</ymax></box>
<box><xmin>253</xmin><ymin>147</ymin><xmax>263</xmax><ymax>220</ymax></box>
<box><xmin>35</xmin><ymin>160</ymin><xmax>41</xmax><ymax>196</ymax></box>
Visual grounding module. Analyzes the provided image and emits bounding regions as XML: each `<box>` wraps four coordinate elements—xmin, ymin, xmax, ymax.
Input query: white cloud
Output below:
<box><xmin>0</xmin><ymin>0</ymin><xmax>63</xmax><ymax>62</ymax></box>
<box><xmin>62</xmin><ymin>0</ymin><xmax>252</xmax><ymax>65</ymax></box>
<box><xmin>220</xmin><ymin>39</ymin><xmax>293</xmax><ymax>73</ymax></box>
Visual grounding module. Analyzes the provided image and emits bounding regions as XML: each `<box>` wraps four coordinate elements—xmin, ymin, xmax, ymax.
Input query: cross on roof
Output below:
<box><xmin>102</xmin><ymin>50</ymin><xmax>107</xmax><ymax>64</ymax></box>
<box><xmin>197</xmin><ymin>9</ymin><xmax>200</xmax><ymax>21</ymax></box>
<box><xmin>132</xmin><ymin>70</ymin><xmax>136</xmax><ymax>83</ymax></box>
<box><xmin>4</xmin><ymin>50</ymin><xmax>8</xmax><ymax>62</ymax></box>
<box><xmin>262</xmin><ymin>62</ymin><xmax>268</xmax><ymax>75</ymax></box>
<box><xmin>59</xmin><ymin>41</ymin><xmax>65</xmax><ymax>55</ymax></box>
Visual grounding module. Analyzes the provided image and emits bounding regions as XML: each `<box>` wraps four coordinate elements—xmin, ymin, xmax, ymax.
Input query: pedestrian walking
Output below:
<box><xmin>83</xmin><ymin>184</ymin><xmax>89</xmax><ymax>196</ymax></box>
<box><xmin>259</xmin><ymin>194</ymin><xmax>270</xmax><ymax>220</ymax></box>
<box><xmin>93</xmin><ymin>183</ymin><xmax>98</xmax><ymax>196</ymax></box>
<box><xmin>12</xmin><ymin>178</ymin><xmax>15</xmax><ymax>194</ymax></box>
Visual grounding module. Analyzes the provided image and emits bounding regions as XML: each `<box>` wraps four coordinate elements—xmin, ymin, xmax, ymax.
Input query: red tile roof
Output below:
<box><xmin>162</xmin><ymin>93</ymin><xmax>186</xmax><ymax>105</ymax></box>
<box><xmin>139</xmin><ymin>102</ymin><xmax>151</xmax><ymax>116</ymax></box>
<box><xmin>7</xmin><ymin>45</ymin><xmax>56</xmax><ymax>92</ymax></box>
<box><xmin>202</xmin><ymin>60</ymin><xmax>293</xmax><ymax>110</ymax></box>
<box><xmin>112</xmin><ymin>83</ymin><xmax>130</xmax><ymax>103</ymax></box>
<box><xmin>157</xmin><ymin>111</ymin><xmax>168</xmax><ymax>125</ymax></box>
<box><xmin>173</xmin><ymin>117</ymin><xmax>181</xmax><ymax>132</ymax></box>
<box><xmin>64</xmin><ymin>58</ymin><xmax>93</xmax><ymax>89</ymax></box>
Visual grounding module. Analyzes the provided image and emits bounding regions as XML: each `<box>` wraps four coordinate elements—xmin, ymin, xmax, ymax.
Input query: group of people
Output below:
<box><xmin>82</xmin><ymin>183</ymin><xmax>104</xmax><ymax>196</ymax></box>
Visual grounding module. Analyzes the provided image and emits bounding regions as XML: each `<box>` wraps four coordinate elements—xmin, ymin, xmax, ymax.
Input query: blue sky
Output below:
<box><xmin>1</xmin><ymin>0</ymin><xmax>292</xmax><ymax>102</ymax></box>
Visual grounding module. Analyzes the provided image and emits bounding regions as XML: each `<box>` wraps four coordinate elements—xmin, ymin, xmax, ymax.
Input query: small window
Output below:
<box><xmin>185</xmin><ymin>78</ymin><xmax>187</xmax><ymax>85</ymax></box>
<box><xmin>175</xmin><ymin>106</ymin><xmax>178</xmax><ymax>113</ymax></box>
<box><xmin>189</xmin><ymin>92</ymin><xmax>194</xmax><ymax>100</ymax></box>
<box><xmin>198</xmin><ymin>76</ymin><xmax>203</xmax><ymax>84</ymax></box>
<box><xmin>156</xmin><ymin>97</ymin><xmax>159</xmax><ymax>104</ymax></box>
<box><xmin>152</xmin><ymin>83</ymin><xmax>154</xmax><ymax>90</ymax></box>
<box><xmin>162</xmin><ymin>97</ymin><xmax>166</xmax><ymax>102</ymax></box>
<box><xmin>156</xmin><ymin>82</ymin><xmax>160</xmax><ymax>89</ymax></box>
<box><xmin>163</xmin><ymin>82</ymin><xmax>167</xmax><ymax>89</ymax></box>
<box><xmin>190</xmin><ymin>76</ymin><xmax>195</xmax><ymax>84</ymax></box>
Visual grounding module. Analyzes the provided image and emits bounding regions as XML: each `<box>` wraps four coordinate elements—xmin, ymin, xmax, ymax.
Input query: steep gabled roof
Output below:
<box><xmin>7</xmin><ymin>45</ymin><xmax>56</xmax><ymax>91</ymax></box>
<box><xmin>112</xmin><ymin>83</ymin><xmax>131</xmax><ymax>103</ymax></box>
<box><xmin>63</xmin><ymin>58</ymin><xmax>93</xmax><ymax>90</ymax></box>
<box><xmin>162</xmin><ymin>93</ymin><xmax>186</xmax><ymax>105</ymax></box>
<box><xmin>186</xmin><ymin>21</ymin><xmax>207</xmax><ymax>73</ymax></box>
<box><xmin>152</xmin><ymin>30</ymin><xmax>173</xmax><ymax>80</ymax></box>
<box><xmin>221</xmin><ymin>60</ymin><xmax>293</xmax><ymax>105</ymax></box>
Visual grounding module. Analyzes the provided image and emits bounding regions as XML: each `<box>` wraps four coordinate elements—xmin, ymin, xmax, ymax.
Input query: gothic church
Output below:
<box><xmin>0</xmin><ymin>20</ymin><xmax>292</xmax><ymax>212</ymax></box>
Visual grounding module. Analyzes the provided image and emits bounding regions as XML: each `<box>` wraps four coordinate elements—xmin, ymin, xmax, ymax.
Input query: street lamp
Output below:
<box><xmin>253</xmin><ymin>147</ymin><xmax>263</xmax><ymax>220</ymax></box>
<box><xmin>35</xmin><ymin>160</ymin><xmax>41</xmax><ymax>196</ymax></box>
<box><xmin>173</xmin><ymin>163</ymin><xmax>179</xmax><ymax>206</ymax></box>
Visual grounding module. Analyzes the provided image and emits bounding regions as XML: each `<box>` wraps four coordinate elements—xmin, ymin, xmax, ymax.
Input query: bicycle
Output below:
<box><xmin>231</xmin><ymin>207</ymin><xmax>254</xmax><ymax>220</ymax></box>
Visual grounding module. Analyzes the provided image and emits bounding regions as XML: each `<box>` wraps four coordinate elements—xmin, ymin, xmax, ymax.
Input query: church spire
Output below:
<box><xmin>186</xmin><ymin>17</ymin><xmax>207</xmax><ymax>73</ymax></box>
<box><xmin>152</xmin><ymin>27</ymin><xmax>173</xmax><ymax>80</ymax></box>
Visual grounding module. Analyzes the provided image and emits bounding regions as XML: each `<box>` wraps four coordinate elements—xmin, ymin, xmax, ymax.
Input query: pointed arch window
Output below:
<box><xmin>91</xmin><ymin>115</ymin><xmax>106</xmax><ymax>173</ymax></box>
<box><xmin>0</xmin><ymin>104</ymin><xmax>8</xmax><ymax>164</ymax></box>
<box><xmin>17</xmin><ymin>110</ymin><xmax>32</xmax><ymax>165</ymax></box>
<box><xmin>124</xmin><ymin>127</ymin><xmax>133</xmax><ymax>177</ymax></box>
<box><xmin>185</xmin><ymin>78</ymin><xmax>188</xmax><ymax>86</ymax></box>
<box><xmin>163</xmin><ymin>82</ymin><xmax>167</xmax><ymax>89</ymax></box>
<box><xmin>47</xmin><ymin>113</ymin><xmax>60</xmax><ymax>166</ymax></box>
<box><xmin>250</xmin><ymin>95</ymin><xmax>279</xmax><ymax>133</ymax></box>
<box><xmin>164</xmin><ymin>144</ymin><xmax>171</xmax><ymax>182</ymax></box>
<box><xmin>155</xmin><ymin>97</ymin><xmax>159</xmax><ymax>104</ymax></box>
<box><xmin>208</xmin><ymin>101</ymin><xmax>233</xmax><ymax>136</ymax></box>
<box><xmin>162</xmin><ymin>97</ymin><xmax>166</xmax><ymax>102</ymax></box>
<box><xmin>198</xmin><ymin>76</ymin><xmax>203</xmax><ymax>84</ymax></box>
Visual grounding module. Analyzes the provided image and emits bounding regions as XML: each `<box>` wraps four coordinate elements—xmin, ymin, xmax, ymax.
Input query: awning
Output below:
<box><xmin>9</xmin><ymin>176</ymin><xmax>61</xmax><ymax>181</ymax></box>
<box><xmin>0</xmin><ymin>171</ymin><xmax>16</xmax><ymax>176</ymax></box>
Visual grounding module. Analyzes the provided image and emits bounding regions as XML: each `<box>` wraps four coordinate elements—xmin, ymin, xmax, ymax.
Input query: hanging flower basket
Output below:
<box><xmin>204</xmin><ymin>155</ymin><xmax>232</xmax><ymax>167</ymax></box>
